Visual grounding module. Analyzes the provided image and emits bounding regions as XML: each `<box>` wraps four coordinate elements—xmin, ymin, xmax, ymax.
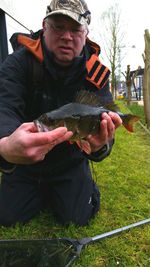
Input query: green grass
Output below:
<box><xmin>0</xmin><ymin>102</ymin><xmax>150</xmax><ymax>266</ymax></box>
<box><xmin>127</xmin><ymin>101</ymin><xmax>146</xmax><ymax>126</ymax></box>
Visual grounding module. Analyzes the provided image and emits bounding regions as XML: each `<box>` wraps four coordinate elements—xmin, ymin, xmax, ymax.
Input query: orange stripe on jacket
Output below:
<box><xmin>86</xmin><ymin>54</ymin><xmax>98</xmax><ymax>73</ymax></box>
<box><xmin>97</xmin><ymin>67</ymin><xmax>109</xmax><ymax>86</ymax></box>
<box><xmin>18</xmin><ymin>35</ymin><xmax>44</xmax><ymax>63</ymax></box>
<box><xmin>86</xmin><ymin>54</ymin><xmax>110</xmax><ymax>89</ymax></box>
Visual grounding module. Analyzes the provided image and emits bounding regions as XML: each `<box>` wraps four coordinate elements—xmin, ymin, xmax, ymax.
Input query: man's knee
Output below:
<box><xmin>0</xmin><ymin>201</ymin><xmax>41</xmax><ymax>227</ymax></box>
<box><xmin>54</xmin><ymin>182</ymin><xmax>100</xmax><ymax>226</ymax></box>
<box><xmin>54</xmin><ymin>204</ymin><xmax>99</xmax><ymax>226</ymax></box>
<box><xmin>54</xmin><ymin>212</ymin><xmax>90</xmax><ymax>226</ymax></box>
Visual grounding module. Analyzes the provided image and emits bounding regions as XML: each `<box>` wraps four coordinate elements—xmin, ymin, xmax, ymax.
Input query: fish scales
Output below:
<box><xmin>45</xmin><ymin>103</ymin><xmax>105</xmax><ymax>120</ymax></box>
<box><xmin>35</xmin><ymin>103</ymin><xmax>103</xmax><ymax>139</ymax></box>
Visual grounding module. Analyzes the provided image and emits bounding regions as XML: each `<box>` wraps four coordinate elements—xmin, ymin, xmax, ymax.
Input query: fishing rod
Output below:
<box><xmin>0</xmin><ymin>218</ymin><xmax>149</xmax><ymax>267</ymax></box>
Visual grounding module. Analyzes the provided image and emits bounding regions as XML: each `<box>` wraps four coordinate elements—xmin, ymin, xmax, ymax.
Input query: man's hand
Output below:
<box><xmin>86</xmin><ymin>112</ymin><xmax>122</xmax><ymax>153</ymax></box>
<box><xmin>0</xmin><ymin>122</ymin><xmax>73</xmax><ymax>164</ymax></box>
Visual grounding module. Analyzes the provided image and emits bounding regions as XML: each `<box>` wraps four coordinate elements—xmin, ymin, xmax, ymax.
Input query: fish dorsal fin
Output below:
<box><xmin>75</xmin><ymin>90</ymin><xmax>120</xmax><ymax>112</ymax></box>
<box><xmin>104</xmin><ymin>102</ymin><xmax>120</xmax><ymax>112</ymax></box>
<box><xmin>75</xmin><ymin>90</ymin><xmax>100</xmax><ymax>107</ymax></box>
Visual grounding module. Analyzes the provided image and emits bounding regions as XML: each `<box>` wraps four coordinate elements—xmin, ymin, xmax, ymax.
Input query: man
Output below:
<box><xmin>0</xmin><ymin>0</ymin><xmax>122</xmax><ymax>226</ymax></box>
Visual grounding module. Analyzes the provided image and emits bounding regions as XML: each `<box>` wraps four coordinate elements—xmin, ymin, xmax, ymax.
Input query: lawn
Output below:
<box><xmin>0</xmin><ymin>102</ymin><xmax>149</xmax><ymax>267</ymax></box>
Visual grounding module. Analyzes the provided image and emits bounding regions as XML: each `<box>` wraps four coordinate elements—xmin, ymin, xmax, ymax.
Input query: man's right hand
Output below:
<box><xmin>0</xmin><ymin>122</ymin><xmax>73</xmax><ymax>164</ymax></box>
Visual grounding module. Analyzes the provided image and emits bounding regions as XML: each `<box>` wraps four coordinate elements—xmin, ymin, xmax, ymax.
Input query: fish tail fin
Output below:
<box><xmin>122</xmin><ymin>114</ymin><xmax>140</xmax><ymax>132</ymax></box>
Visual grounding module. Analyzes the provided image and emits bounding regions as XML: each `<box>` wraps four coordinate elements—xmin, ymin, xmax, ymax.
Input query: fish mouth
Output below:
<box><xmin>34</xmin><ymin>120</ymin><xmax>51</xmax><ymax>132</ymax></box>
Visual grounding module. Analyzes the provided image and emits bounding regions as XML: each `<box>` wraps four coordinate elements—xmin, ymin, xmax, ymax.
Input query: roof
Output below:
<box><xmin>130</xmin><ymin>68</ymin><xmax>144</xmax><ymax>76</ymax></box>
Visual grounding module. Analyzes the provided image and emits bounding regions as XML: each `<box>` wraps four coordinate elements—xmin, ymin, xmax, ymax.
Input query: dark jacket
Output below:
<box><xmin>0</xmin><ymin>31</ymin><xmax>114</xmax><ymax>177</ymax></box>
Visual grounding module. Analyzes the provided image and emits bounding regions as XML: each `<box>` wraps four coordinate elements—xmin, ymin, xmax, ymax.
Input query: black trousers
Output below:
<box><xmin>0</xmin><ymin>160</ymin><xmax>100</xmax><ymax>227</ymax></box>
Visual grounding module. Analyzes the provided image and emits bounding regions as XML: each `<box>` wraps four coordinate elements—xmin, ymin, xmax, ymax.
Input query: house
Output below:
<box><xmin>130</xmin><ymin>68</ymin><xmax>144</xmax><ymax>100</ymax></box>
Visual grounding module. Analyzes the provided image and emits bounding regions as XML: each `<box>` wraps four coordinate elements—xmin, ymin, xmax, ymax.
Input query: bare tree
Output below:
<box><xmin>122</xmin><ymin>65</ymin><xmax>141</xmax><ymax>105</ymax></box>
<box><xmin>143</xmin><ymin>29</ymin><xmax>150</xmax><ymax>129</ymax></box>
<box><xmin>99</xmin><ymin>3</ymin><xmax>126</xmax><ymax>99</ymax></box>
<box><xmin>125</xmin><ymin>65</ymin><xmax>132</xmax><ymax>105</ymax></box>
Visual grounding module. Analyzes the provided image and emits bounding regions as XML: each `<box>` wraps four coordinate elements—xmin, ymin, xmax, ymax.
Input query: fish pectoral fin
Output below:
<box><xmin>76</xmin><ymin>140</ymin><xmax>91</xmax><ymax>154</ymax></box>
<box><xmin>69</xmin><ymin>140</ymin><xmax>74</xmax><ymax>144</ymax></box>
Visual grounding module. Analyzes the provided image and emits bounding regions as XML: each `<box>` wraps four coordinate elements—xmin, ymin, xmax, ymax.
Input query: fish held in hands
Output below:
<box><xmin>34</xmin><ymin>91</ymin><xmax>140</xmax><ymax>153</ymax></box>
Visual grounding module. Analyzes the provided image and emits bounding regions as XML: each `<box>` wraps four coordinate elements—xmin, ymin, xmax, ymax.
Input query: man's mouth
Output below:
<box><xmin>58</xmin><ymin>46</ymin><xmax>73</xmax><ymax>53</ymax></box>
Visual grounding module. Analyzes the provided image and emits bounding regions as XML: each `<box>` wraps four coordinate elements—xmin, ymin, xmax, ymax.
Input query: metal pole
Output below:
<box><xmin>91</xmin><ymin>218</ymin><xmax>150</xmax><ymax>242</ymax></box>
<box><xmin>4</xmin><ymin>10</ymin><xmax>32</xmax><ymax>33</ymax></box>
<box><xmin>0</xmin><ymin>9</ymin><xmax>8</xmax><ymax>64</ymax></box>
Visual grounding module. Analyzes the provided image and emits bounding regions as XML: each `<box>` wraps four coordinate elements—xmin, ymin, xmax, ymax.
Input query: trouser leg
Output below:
<box><xmin>42</xmin><ymin>160</ymin><xmax>100</xmax><ymax>226</ymax></box>
<box><xmin>0</xmin><ymin>160</ymin><xmax>100</xmax><ymax>227</ymax></box>
<box><xmin>0</xmin><ymin>173</ymin><xmax>41</xmax><ymax>226</ymax></box>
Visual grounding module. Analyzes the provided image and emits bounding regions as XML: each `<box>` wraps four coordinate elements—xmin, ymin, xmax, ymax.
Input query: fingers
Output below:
<box><xmin>101</xmin><ymin>112</ymin><xmax>122</xmax><ymax>133</ymax></box>
<box><xmin>19</xmin><ymin>122</ymin><xmax>38</xmax><ymax>132</ymax></box>
<box><xmin>108</xmin><ymin>111</ymin><xmax>122</xmax><ymax>129</ymax></box>
<box><xmin>16</xmin><ymin>129</ymin><xmax>73</xmax><ymax>163</ymax></box>
<box><xmin>24</xmin><ymin>127</ymin><xmax>73</xmax><ymax>162</ymax></box>
<box><xmin>86</xmin><ymin>112</ymin><xmax>121</xmax><ymax>153</ymax></box>
<box><xmin>42</xmin><ymin>129</ymin><xmax>73</xmax><ymax>152</ymax></box>
<box><xmin>18</xmin><ymin>123</ymin><xmax>73</xmax><ymax>145</ymax></box>
<box><xmin>101</xmin><ymin>113</ymin><xmax>115</xmax><ymax>141</ymax></box>
<box><xmin>48</xmin><ymin>128</ymin><xmax>73</xmax><ymax>146</ymax></box>
<box><xmin>1</xmin><ymin>123</ymin><xmax>73</xmax><ymax>164</ymax></box>
<box><xmin>26</xmin><ymin>126</ymin><xmax>73</xmax><ymax>146</ymax></box>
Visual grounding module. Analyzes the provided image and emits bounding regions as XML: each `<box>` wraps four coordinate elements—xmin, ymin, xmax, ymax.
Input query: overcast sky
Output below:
<box><xmin>1</xmin><ymin>0</ymin><xmax>150</xmax><ymax>71</ymax></box>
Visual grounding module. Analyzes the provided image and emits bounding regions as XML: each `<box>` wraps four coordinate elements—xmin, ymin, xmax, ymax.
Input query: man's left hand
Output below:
<box><xmin>86</xmin><ymin>112</ymin><xmax>122</xmax><ymax>153</ymax></box>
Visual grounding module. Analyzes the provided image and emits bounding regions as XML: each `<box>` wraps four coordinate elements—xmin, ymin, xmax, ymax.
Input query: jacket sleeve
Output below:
<box><xmin>0</xmin><ymin>156</ymin><xmax>16</xmax><ymax>173</ymax></box>
<box><xmin>84</xmin><ymin>139</ymin><xmax>114</xmax><ymax>162</ymax></box>
<box><xmin>0</xmin><ymin>50</ymin><xmax>30</xmax><ymax>139</ymax></box>
<box><xmin>0</xmin><ymin>50</ymin><xmax>29</xmax><ymax>138</ymax></box>
<box><xmin>0</xmin><ymin>49</ymin><xmax>29</xmax><ymax>173</ymax></box>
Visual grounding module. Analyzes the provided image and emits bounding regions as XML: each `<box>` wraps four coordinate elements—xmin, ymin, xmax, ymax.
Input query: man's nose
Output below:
<box><xmin>61</xmin><ymin>30</ymin><xmax>73</xmax><ymax>39</ymax></box>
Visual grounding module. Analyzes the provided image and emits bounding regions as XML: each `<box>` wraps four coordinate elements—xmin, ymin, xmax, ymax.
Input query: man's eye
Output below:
<box><xmin>55</xmin><ymin>25</ymin><xmax>63</xmax><ymax>31</ymax></box>
<box><xmin>72</xmin><ymin>29</ymin><xmax>81</xmax><ymax>33</ymax></box>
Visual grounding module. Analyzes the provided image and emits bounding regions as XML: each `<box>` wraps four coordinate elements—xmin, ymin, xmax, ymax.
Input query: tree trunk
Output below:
<box><xmin>126</xmin><ymin>65</ymin><xmax>132</xmax><ymax>105</ymax></box>
<box><xmin>111</xmin><ymin>71</ymin><xmax>116</xmax><ymax>99</ymax></box>
<box><xmin>143</xmin><ymin>29</ymin><xmax>150</xmax><ymax>129</ymax></box>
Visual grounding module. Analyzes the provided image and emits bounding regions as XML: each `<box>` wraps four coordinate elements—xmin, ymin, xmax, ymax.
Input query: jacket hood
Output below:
<box><xmin>86</xmin><ymin>37</ymin><xmax>101</xmax><ymax>56</ymax></box>
<box><xmin>10</xmin><ymin>30</ymin><xmax>110</xmax><ymax>90</ymax></box>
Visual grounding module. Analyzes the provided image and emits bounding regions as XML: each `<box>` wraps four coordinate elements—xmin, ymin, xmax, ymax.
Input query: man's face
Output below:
<box><xmin>43</xmin><ymin>15</ymin><xmax>88</xmax><ymax>66</ymax></box>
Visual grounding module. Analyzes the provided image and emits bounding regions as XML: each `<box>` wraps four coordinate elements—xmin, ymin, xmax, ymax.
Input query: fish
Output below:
<box><xmin>34</xmin><ymin>90</ymin><xmax>140</xmax><ymax>154</ymax></box>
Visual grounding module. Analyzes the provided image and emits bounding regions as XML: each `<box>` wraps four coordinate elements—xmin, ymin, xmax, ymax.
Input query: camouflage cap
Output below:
<box><xmin>45</xmin><ymin>0</ymin><xmax>91</xmax><ymax>26</ymax></box>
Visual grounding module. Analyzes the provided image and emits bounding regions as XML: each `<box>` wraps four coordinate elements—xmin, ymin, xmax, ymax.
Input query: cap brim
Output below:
<box><xmin>44</xmin><ymin>10</ymin><xmax>87</xmax><ymax>26</ymax></box>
